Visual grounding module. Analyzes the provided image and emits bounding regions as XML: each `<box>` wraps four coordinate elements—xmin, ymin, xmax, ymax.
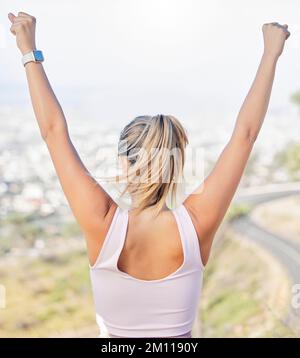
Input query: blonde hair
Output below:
<box><xmin>117</xmin><ymin>114</ymin><xmax>188</xmax><ymax>215</ymax></box>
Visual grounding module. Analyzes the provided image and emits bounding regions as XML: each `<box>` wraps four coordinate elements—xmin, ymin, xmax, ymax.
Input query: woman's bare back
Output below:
<box><xmin>117</xmin><ymin>208</ymin><xmax>184</xmax><ymax>281</ymax></box>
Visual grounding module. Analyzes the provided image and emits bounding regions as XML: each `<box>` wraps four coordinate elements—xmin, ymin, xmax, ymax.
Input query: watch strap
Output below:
<box><xmin>22</xmin><ymin>50</ymin><xmax>44</xmax><ymax>66</ymax></box>
<box><xmin>22</xmin><ymin>52</ymin><xmax>36</xmax><ymax>66</ymax></box>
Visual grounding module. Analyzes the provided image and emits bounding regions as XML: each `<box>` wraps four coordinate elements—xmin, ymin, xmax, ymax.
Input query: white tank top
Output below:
<box><xmin>89</xmin><ymin>204</ymin><xmax>204</xmax><ymax>338</ymax></box>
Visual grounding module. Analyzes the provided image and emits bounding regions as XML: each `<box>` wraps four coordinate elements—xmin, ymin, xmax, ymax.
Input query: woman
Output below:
<box><xmin>8</xmin><ymin>12</ymin><xmax>290</xmax><ymax>338</ymax></box>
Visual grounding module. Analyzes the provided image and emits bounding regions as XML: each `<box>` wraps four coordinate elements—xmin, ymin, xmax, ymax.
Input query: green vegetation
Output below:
<box><xmin>226</xmin><ymin>203</ymin><xmax>252</xmax><ymax>221</ymax></box>
<box><xmin>203</xmin><ymin>289</ymin><xmax>260</xmax><ymax>327</ymax></box>
<box><xmin>0</xmin><ymin>249</ymin><xmax>97</xmax><ymax>337</ymax></box>
<box><xmin>2</xmin><ymin>212</ymin><xmax>35</xmax><ymax>225</ymax></box>
<box><xmin>291</xmin><ymin>89</ymin><xmax>300</xmax><ymax>111</ymax></box>
<box><xmin>1</xmin><ymin>212</ymin><xmax>48</xmax><ymax>249</ymax></box>
<box><xmin>61</xmin><ymin>221</ymin><xmax>81</xmax><ymax>238</ymax></box>
<box><xmin>275</xmin><ymin>142</ymin><xmax>300</xmax><ymax>180</ymax></box>
<box><xmin>270</xmin><ymin>89</ymin><xmax>300</xmax><ymax>180</ymax></box>
<box><xmin>0</xmin><ymin>212</ymin><xmax>82</xmax><ymax>255</ymax></box>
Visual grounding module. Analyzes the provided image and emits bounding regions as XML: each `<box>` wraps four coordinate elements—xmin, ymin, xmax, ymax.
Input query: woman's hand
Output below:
<box><xmin>8</xmin><ymin>11</ymin><xmax>36</xmax><ymax>55</ymax></box>
<box><xmin>263</xmin><ymin>22</ymin><xmax>290</xmax><ymax>60</ymax></box>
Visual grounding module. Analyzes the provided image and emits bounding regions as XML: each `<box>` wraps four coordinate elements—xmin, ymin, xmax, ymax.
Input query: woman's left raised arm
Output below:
<box><xmin>185</xmin><ymin>23</ymin><xmax>290</xmax><ymax>265</ymax></box>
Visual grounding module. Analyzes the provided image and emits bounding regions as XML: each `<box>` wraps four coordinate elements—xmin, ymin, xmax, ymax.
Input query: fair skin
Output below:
<box><xmin>8</xmin><ymin>12</ymin><xmax>290</xmax><ymax>278</ymax></box>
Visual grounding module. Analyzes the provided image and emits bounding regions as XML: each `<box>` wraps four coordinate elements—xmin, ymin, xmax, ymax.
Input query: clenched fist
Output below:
<box><xmin>263</xmin><ymin>22</ymin><xmax>290</xmax><ymax>59</ymax></box>
<box><xmin>8</xmin><ymin>12</ymin><xmax>36</xmax><ymax>55</ymax></box>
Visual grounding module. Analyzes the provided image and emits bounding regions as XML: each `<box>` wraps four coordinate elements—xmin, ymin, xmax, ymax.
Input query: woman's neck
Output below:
<box><xmin>129</xmin><ymin>198</ymin><xmax>168</xmax><ymax>216</ymax></box>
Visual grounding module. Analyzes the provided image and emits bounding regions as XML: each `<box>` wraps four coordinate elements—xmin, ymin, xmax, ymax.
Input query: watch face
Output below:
<box><xmin>33</xmin><ymin>50</ymin><xmax>44</xmax><ymax>62</ymax></box>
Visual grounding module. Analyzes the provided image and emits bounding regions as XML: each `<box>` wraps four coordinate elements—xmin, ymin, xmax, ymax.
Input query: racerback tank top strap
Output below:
<box><xmin>90</xmin><ymin>206</ymin><xmax>128</xmax><ymax>270</ymax></box>
<box><xmin>172</xmin><ymin>204</ymin><xmax>204</xmax><ymax>271</ymax></box>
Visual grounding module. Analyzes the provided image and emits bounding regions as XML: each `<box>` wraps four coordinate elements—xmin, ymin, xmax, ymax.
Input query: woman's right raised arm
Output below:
<box><xmin>184</xmin><ymin>23</ymin><xmax>290</xmax><ymax>266</ymax></box>
<box><xmin>8</xmin><ymin>12</ymin><xmax>117</xmax><ymax>264</ymax></box>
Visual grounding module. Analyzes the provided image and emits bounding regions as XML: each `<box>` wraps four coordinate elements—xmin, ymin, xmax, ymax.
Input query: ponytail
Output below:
<box><xmin>118</xmin><ymin>114</ymin><xmax>188</xmax><ymax>215</ymax></box>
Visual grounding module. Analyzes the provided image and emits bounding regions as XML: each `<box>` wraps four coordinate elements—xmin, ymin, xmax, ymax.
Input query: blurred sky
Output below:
<box><xmin>0</xmin><ymin>0</ymin><xmax>300</xmax><ymax>125</ymax></box>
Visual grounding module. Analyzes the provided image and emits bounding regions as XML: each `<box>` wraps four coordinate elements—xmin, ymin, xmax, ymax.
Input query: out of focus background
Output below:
<box><xmin>0</xmin><ymin>0</ymin><xmax>300</xmax><ymax>337</ymax></box>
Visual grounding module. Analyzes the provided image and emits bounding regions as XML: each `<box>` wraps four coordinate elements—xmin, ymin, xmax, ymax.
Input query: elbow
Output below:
<box><xmin>235</xmin><ymin>126</ymin><xmax>259</xmax><ymax>145</ymax></box>
<box><xmin>244</xmin><ymin>128</ymin><xmax>259</xmax><ymax>144</ymax></box>
<box><xmin>41</xmin><ymin>121</ymin><xmax>67</xmax><ymax>141</ymax></box>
